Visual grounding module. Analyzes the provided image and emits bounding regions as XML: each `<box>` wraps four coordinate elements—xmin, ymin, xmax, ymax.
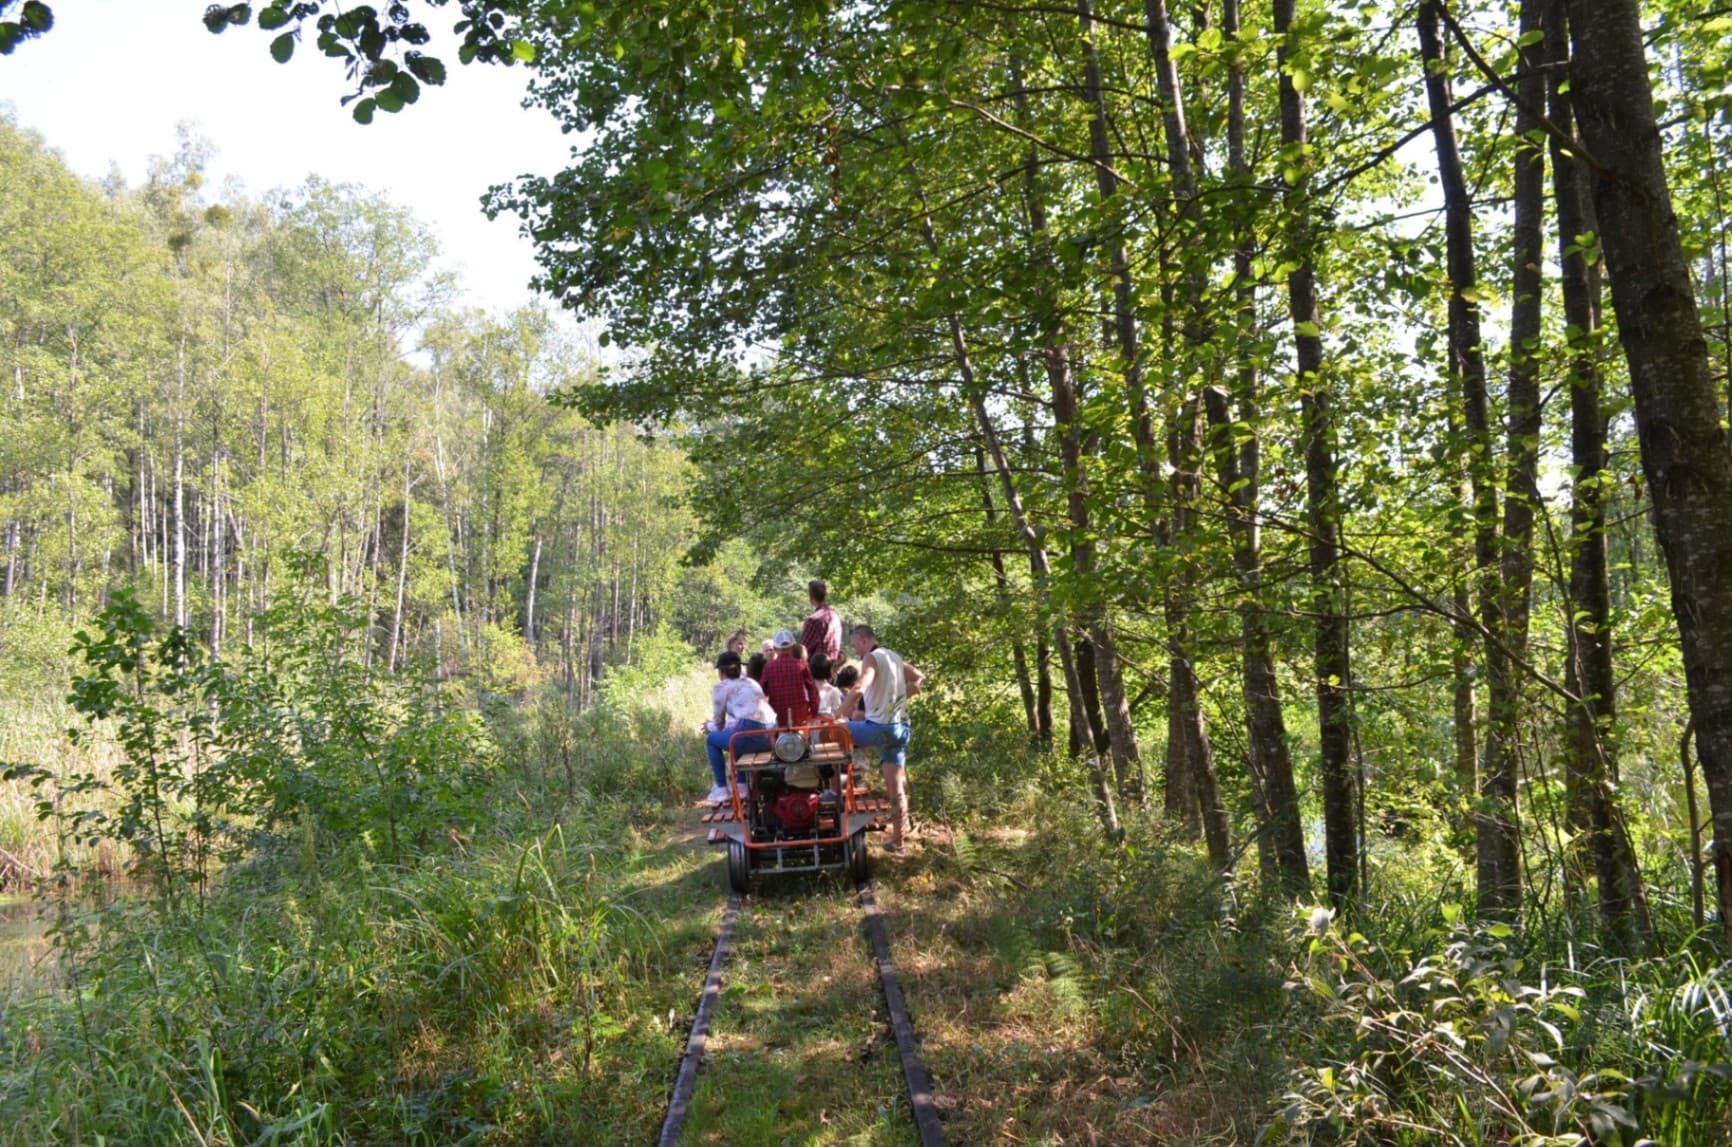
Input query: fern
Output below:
<box><xmin>951</xmin><ymin>827</ymin><xmax>981</xmax><ymax>880</ymax></box>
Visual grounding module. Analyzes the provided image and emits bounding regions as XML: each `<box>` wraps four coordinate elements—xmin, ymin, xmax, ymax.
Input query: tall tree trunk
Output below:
<box><xmin>1027</xmin><ymin>36</ymin><xmax>1144</xmax><ymax>795</ymax></box>
<box><xmin>1548</xmin><ymin>0</ymin><xmax>1650</xmax><ymax>942</ymax></box>
<box><xmin>968</xmin><ymin>395</ymin><xmax>1118</xmax><ymax>836</ymax></box>
<box><xmin>174</xmin><ymin>337</ymin><xmax>188</xmax><ymax>631</ymax></box>
<box><xmin>211</xmin><ymin>449</ymin><xmax>224</xmax><ymax>657</ymax></box>
<box><xmin>1035</xmin><ymin>629</ymin><xmax>1054</xmax><ymax>745</ymax></box>
<box><xmin>1565</xmin><ymin>0</ymin><xmax>1732</xmax><ymax>942</ymax></box>
<box><xmin>431</xmin><ymin>367</ymin><xmax>469</xmax><ymax>660</ymax></box>
<box><xmin>1210</xmin><ymin>0</ymin><xmax>1309</xmax><ymax>892</ymax></box>
<box><xmin>976</xmin><ymin>448</ymin><xmax>1039</xmax><ymax>740</ymax></box>
<box><xmin>1419</xmin><ymin>0</ymin><xmax>1518</xmax><ymax>917</ymax></box>
<box><xmin>970</xmin><ymin>394</ymin><xmax>1118</xmax><ymax>837</ymax></box>
<box><xmin>1452</xmin><ymin>572</ymin><xmax>1479</xmax><ymax>837</ymax></box>
<box><xmin>902</xmin><ymin>139</ymin><xmax>1118</xmax><ymax>835</ymax></box>
<box><xmin>525</xmin><ymin>531</ymin><xmax>543</xmax><ymax>646</ymax></box>
<box><xmin>1206</xmin><ymin>387</ymin><xmax>1310</xmax><ymax>891</ymax></box>
<box><xmin>1477</xmin><ymin>0</ymin><xmax>1549</xmax><ymax>920</ymax></box>
<box><xmin>388</xmin><ymin>448</ymin><xmax>413</xmax><ymax>673</ymax></box>
<box><xmin>1277</xmin><ymin>0</ymin><xmax>1356</xmax><ymax>912</ymax></box>
<box><xmin>1144</xmin><ymin>0</ymin><xmax>1225</xmax><ymax>845</ymax></box>
<box><xmin>3</xmin><ymin>518</ymin><xmax>16</xmax><ymax>600</ymax></box>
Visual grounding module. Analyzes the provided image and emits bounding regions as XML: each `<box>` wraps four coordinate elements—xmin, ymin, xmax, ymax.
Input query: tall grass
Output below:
<box><xmin>0</xmin><ymin>648</ymin><xmax>719</xmax><ymax>1145</ymax></box>
<box><xmin>0</xmin><ymin>700</ymin><xmax>122</xmax><ymax>882</ymax></box>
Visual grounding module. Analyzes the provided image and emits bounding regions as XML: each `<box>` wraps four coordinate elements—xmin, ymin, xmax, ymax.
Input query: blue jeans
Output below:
<box><xmin>846</xmin><ymin>720</ymin><xmax>911</xmax><ymax>768</ymax></box>
<box><xmin>706</xmin><ymin>719</ymin><xmax>771</xmax><ymax>786</ymax></box>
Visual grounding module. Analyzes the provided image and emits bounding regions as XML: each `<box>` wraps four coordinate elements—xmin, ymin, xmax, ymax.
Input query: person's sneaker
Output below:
<box><xmin>706</xmin><ymin>785</ymin><xmax>730</xmax><ymax>804</ymax></box>
<box><xmin>883</xmin><ymin>841</ymin><xmax>907</xmax><ymax>855</ymax></box>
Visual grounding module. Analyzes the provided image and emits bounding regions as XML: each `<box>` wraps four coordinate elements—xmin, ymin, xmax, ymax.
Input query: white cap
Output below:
<box><xmin>772</xmin><ymin>629</ymin><xmax>796</xmax><ymax>649</ymax></box>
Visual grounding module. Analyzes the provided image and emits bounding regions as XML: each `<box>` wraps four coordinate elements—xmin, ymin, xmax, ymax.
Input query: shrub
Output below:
<box><xmin>1266</xmin><ymin>906</ymin><xmax>1732</xmax><ymax>1146</ymax></box>
<box><xmin>6</xmin><ymin>588</ymin><xmax>494</xmax><ymax>902</ymax></box>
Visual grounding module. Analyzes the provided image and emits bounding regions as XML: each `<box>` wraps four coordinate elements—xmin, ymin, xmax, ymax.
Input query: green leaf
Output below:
<box><xmin>406</xmin><ymin>53</ymin><xmax>446</xmax><ymax>85</ymax></box>
<box><xmin>1517</xmin><ymin>29</ymin><xmax>1544</xmax><ymax>47</ymax></box>
<box><xmin>1295</xmin><ymin>321</ymin><xmax>1321</xmax><ymax>338</ymax></box>
<box><xmin>388</xmin><ymin>71</ymin><xmax>420</xmax><ymax>105</ymax></box>
<box><xmin>21</xmin><ymin>1</ymin><xmax>52</xmax><ymax>32</ymax></box>
<box><xmin>511</xmin><ymin>39</ymin><xmax>536</xmax><ymax>63</ymax></box>
<box><xmin>270</xmin><ymin>31</ymin><xmax>294</xmax><ymax>62</ymax></box>
<box><xmin>257</xmin><ymin>4</ymin><xmax>291</xmax><ymax>30</ymax></box>
<box><xmin>374</xmin><ymin>86</ymin><xmax>404</xmax><ymax>113</ymax></box>
<box><xmin>353</xmin><ymin>97</ymin><xmax>376</xmax><ymax>124</ymax></box>
<box><xmin>1289</xmin><ymin>66</ymin><xmax>1311</xmax><ymax>93</ymax></box>
<box><xmin>1487</xmin><ymin>922</ymin><xmax>1514</xmax><ymax>938</ymax></box>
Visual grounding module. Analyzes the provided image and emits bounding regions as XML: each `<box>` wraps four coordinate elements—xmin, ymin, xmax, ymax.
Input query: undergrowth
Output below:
<box><xmin>5</xmin><ymin>622</ymin><xmax>1732</xmax><ymax>1144</ymax></box>
<box><xmin>0</xmin><ymin>595</ymin><xmax>719</xmax><ymax>1145</ymax></box>
<box><xmin>904</xmin><ymin>718</ymin><xmax>1732</xmax><ymax>1145</ymax></box>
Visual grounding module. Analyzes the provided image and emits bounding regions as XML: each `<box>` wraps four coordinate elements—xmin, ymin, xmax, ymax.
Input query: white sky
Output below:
<box><xmin>0</xmin><ymin>0</ymin><xmax>574</xmax><ymax>315</ymax></box>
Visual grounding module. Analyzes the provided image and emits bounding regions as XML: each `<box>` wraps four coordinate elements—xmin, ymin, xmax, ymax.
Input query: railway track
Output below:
<box><xmin>655</xmin><ymin>879</ymin><xmax>947</xmax><ymax>1147</ymax></box>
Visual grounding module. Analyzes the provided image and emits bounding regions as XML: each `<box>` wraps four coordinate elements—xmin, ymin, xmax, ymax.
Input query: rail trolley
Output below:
<box><xmin>701</xmin><ymin>719</ymin><xmax>889</xmax><ymax>893</ymax></box>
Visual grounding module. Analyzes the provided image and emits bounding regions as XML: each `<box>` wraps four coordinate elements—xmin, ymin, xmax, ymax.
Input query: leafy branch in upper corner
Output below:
<box><xmin>0</xmin><ymin>0</ymin><xmax>51</xmax><ymax>55</ymax></box>
<box><xmin>0</xmin><ymin>1</ymin><xmax>531</xmax><ymax>120</ymax></box>
<box><xmin>198</xmin><ymin>1</ymin><xmax>531</xmax><ymax>121</ymax></box>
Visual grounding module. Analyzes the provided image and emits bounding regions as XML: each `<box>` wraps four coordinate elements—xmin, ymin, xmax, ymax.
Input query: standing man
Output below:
<box><xmin>836</xmin><ymin>624</ymin><xmax>924</xmax><ymax>853</ymax></box>
<box><xmin>801</xmin><ymin>580</ymin><xmax>843</xmax><ymax>665</ymax></box>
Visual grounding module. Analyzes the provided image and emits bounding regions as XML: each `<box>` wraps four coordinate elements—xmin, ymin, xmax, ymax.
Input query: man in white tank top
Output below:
<box><xmin>835</xmin><ymin>623</ymin><xmax>924</xmax><ymax>852</ymax></box>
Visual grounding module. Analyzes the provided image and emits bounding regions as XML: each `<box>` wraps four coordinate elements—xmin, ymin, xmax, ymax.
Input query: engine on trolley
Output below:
<box><xmin>703</xmin><ymin>721</ymin><xmax>887</xmax><ymax>893</ymax></box>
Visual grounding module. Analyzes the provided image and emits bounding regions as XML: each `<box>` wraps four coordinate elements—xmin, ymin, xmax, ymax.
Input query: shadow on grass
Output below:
<box><xmin>862</xmin><ymin>833</ymin><xmax>1286</xmax><ymax>1145</ymax></box>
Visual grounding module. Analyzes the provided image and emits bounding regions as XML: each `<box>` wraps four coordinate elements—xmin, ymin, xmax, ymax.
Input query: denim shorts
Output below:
<box><xmin>846</xmin><ymin>720</ymin><xmax>911</xmax><ymax>768</ymax></box>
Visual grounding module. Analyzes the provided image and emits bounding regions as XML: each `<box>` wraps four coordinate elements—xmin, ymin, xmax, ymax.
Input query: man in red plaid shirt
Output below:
<box><xmin>801</xmin><ymin>580</ymin><xmax>842</xmax><ymax>664</ymax></box>
<box><xmin>761</xmin><ymin>630</ymin><xmax>822</xmax><ymax>725</ymax></box>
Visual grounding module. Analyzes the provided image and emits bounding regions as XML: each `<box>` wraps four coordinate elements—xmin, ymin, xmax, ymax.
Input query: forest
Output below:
<box><xmin>6</xmin><ymin>0</ymin><xmax>1732</xmax><ymax>1142</ymax></box>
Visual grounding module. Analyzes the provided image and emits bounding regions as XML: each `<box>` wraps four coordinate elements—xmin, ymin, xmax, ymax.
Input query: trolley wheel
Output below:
<box><xmin>727</xmin><ymin>838</ymin><xmax>752</xmax><ymax>895</ymax></box>
<box><xmin>846</xmin><ymin>828</ymin><xmax>871</xmax><ymax>886</ymax></box>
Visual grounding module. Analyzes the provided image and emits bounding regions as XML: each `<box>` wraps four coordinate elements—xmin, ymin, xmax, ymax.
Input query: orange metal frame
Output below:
<box><xmin>726</xmin><ymin>718</ymin><xmax>860</xmax><ymax>851</ymax></box>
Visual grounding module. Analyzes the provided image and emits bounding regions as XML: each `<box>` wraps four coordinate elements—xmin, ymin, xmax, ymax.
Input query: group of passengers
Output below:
<box><xmin>701</xmin><ymin>579</ymin><xmax>922</xmax><ymax>852</ymax></box>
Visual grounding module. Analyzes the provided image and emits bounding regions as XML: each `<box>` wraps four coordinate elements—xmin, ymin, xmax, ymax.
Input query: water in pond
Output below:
<box><xmin>0</xmin><ymin>893</ymin><xmax>52</xmax><ymax>1002</ymax></box>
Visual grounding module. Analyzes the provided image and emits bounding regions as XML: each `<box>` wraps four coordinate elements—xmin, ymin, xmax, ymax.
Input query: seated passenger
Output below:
<box><xmin>811</xmin><ymin>652</ymin><xmax>843</xmax><ymax>718</ymax></box>
<box><xmin>760</xmin><ymin>629</ymin><xmax>821</xmax><ymax>727</ymax></box>
<box><xmin>704</xmin><ymin>650</ymin><xmax>775</xmax><ymax>803</ymax></box>
<box><xmin>832</xmin><ymin>665</ymin><xmax>864</xmax><ymax>721</ymax></box>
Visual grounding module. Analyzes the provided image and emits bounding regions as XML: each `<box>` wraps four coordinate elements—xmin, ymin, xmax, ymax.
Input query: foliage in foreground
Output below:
<box><xmin>0</xmin><ymin>596</ymin><xmax>714</xmax><ymax>1145</ymax></box>
<box><xmin>1268</xmin><ymin>913</ymin><xmax>1732</xmax><ymax>1146</ymax></box>
<box><xmin>898</xmin><ymin>724</ymin><xmax>1732</xmax><ymax>1146</ymax></box>
<box><xmin>6</xmin><ymin>610</ymin><xmax>1732</xmax><ymax>1144</ymax></box>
